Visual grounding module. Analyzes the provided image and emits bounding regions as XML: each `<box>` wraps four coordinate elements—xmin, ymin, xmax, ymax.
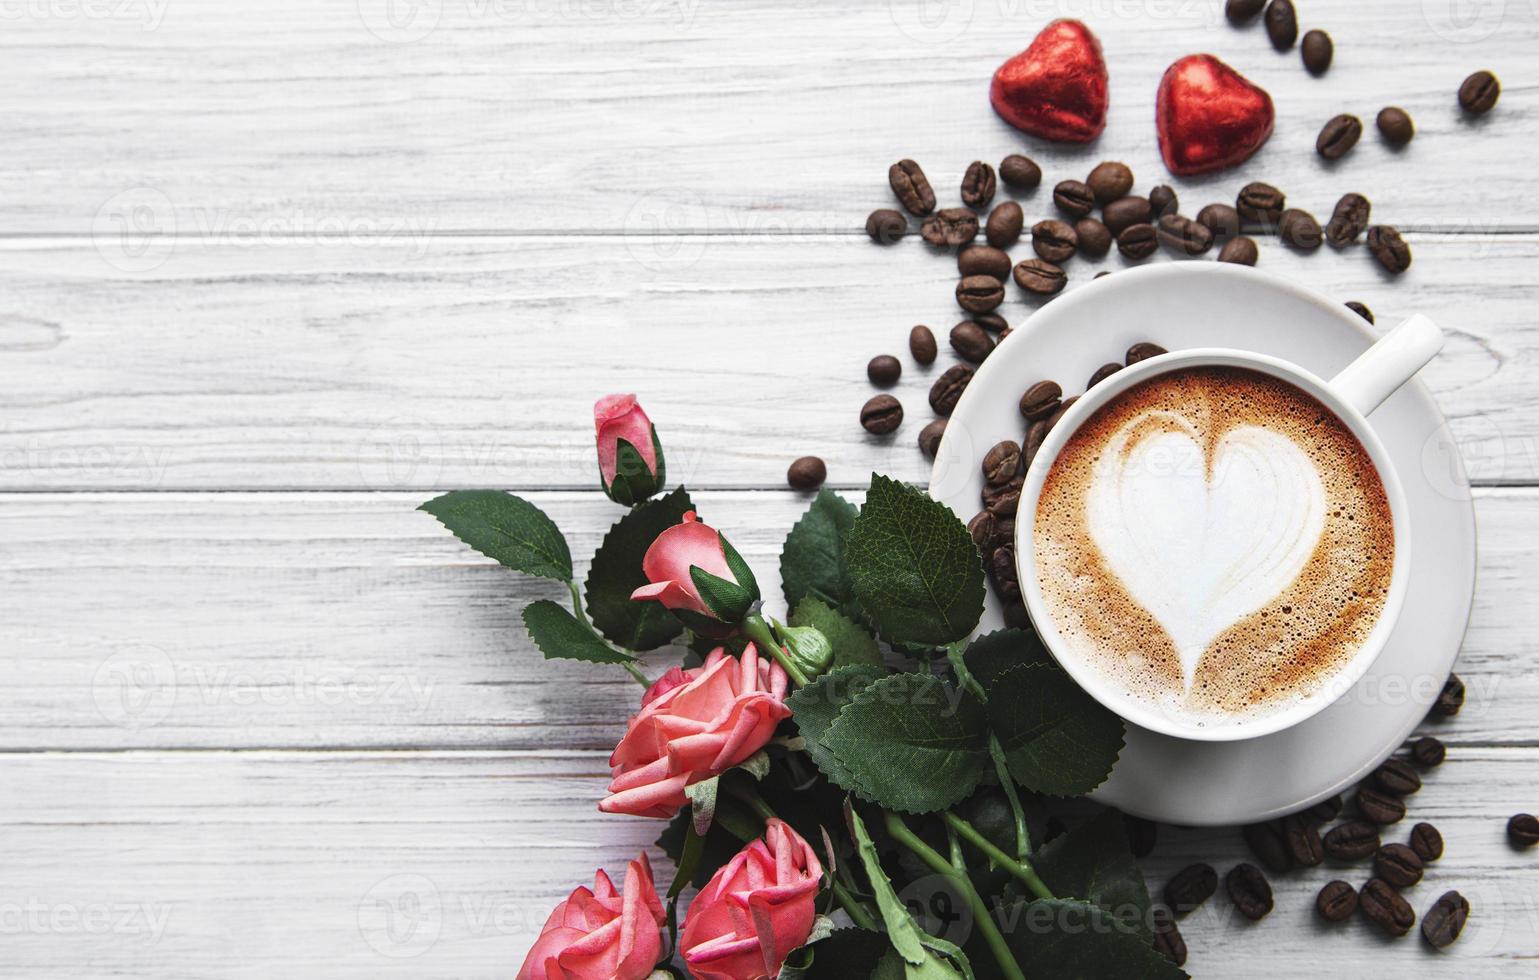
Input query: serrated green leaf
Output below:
<box><xmin>963</xmin><ymin>628</ymin><xmax>1051</xmax><ymax>693</ymax></box>
<box><xmin>585</xmin><ymin>487</ymin><xmax>693</xmax><ymax>650</ymax></box>
<box><xmin>823</xmin><ymin>674</ymin><xmax>988</xmax><ymax>814</ymax></box>
<box><xmin>997</xmin><ymin>899</ymin><xmax>1187</xmax><ymax>979</ymax></box>
<box><xmin>1032</xmin><ymin>809</ymin><xmax>1153</xmax><ymax>942</ymax></box>
<box><xmin>781</xmin><ymin>489</ymin><xmax>861</xmax><ymax>620</ymax></box>
<box><xmin>845</xmin><ymin>475</ymin><xmax>984</xmax><ymax>647</ymax></box>
<box><xmin>787</xmin><ymin>666</ymin><xmax>888</xmax><ymax>788</ymax></box>
<box><xmin>988</xmin><ymin>663</ymin><xmax>1125</xmax><ymax>797</ymax></box>
<box><xmin>848</xmin><ymin>807</ymin><xmax>929</xmax><ymax>967</ymax></box>
<box><xmin>420</xmin><ymin>490</ymin><xmax>572</xmax><ymax>581</ymax></box>
<box><xmin>791</xmin><ymin>598</ymin><xmax>882</xmax><ymax>668</ymax></box>
<box><xmin>521</xmin><ymin>600</ymin><xmax>638</xmax><ymax>665</ymax></box>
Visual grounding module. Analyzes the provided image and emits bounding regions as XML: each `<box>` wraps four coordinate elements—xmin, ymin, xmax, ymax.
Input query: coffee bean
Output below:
<box><xmin>967</xmin><ymin>510</ymin><xmax>997</xmax><ymax>553</ymax></box>
<box><xmin>787</xmin><ymin>456</ymin><xmax>827</xmax><ymax>491</ymax></box>
<box><xmin>867</xmin><ymin>354</ymin><xmax>902</xmax><ymax>386</ymax></box>
<box><xmin>999</xmin><ymin>154</ymin><xmax>1042</xmax><ymax>190</ymax></box>
<box><xmin>1103</xmin><ymin>197</ymin><xmax>1151</xmax><ymax>237</ymax></box>
<box><xmin>989</xmin><ymin>543</ymin><xmax>1021</xmax><ymax>599</ymax></box>
<box><xmin>1156</xmin><ymin>214</ymin><xmax>1215</xmax><ymax>256</ymax></box>
<box><xmin>1346</xmin><ymin>301</ymin><xmax>1375</xmax><ymax>324</ymax></box>
<box><xmin>859</xmin><ymin>395</ymin><xmax>903</xmax><ymax>435</ymax></box>
<box><xmin>1031</xmin><ymin>219</ymin><xmax>1078</xmax><ymax>262</ymax></box>
<box><xmin>1360</xmin><ymin>878</ymin><xmax>1416</xmax><ymax>937</ymax></box>
<box><xmin>1219</xmin><ymin>236</ymin><xmax>1260</xmax><ymax>265</ymax></box>
<box><xmin>1019</xmin><ymin>380</ymin><xmax>1063</xmax><ymax>421</ymax></box>
<box><xmin>921</xmin><ymin>208</ymin><xmax>979</xmax><ymax>248</ymax></box>
<box><xmin>909</xmin><ymin>325</ymin><xmax>937</xmax><ymax>365</ymax></box>
<box><xmin>1324</xmin><ymin>820</ymin><xmax>1382</xmax><ymax>860</ymax></box>
<box><xmin>1317</xmin><ymin>880</ymin><xmax>1358</xmax><ymax>922</ymax></box>
<box><xmin>985</xmin><ymin>201</ymin><xmax>1024</xmax><ymax>248</ymax></box>
<box><xmin>1279</xmin><ymin>208</ymin><xmax>1324</xmax><ymax>250</ymax></box>
<box><xmin>889</xmin><ymin>159</ymin><xmax>935</xmax><ymax>216</ymax></box>
<box><xmin>1054</xmin><ymin>179</ymin><xmax>1096</xmax><ymax>217</ymax></box>
<box><xmin>1326</xmin><ymin>192</ymin><xmax>1372</xmax><ymax>248</ymax></box>
<box><xmin>1043</xmin><ymin>396</ymin><xmax>1077</xmax><ymax>435</ymax></box>
<box><xmin>866</xmin><ymin>208</ymin><xmax>906</xmax><ymax>244</ymax></box>
<box><xmin>1357</xmin><ymin>786</ymin><xmax>1408</xmax><ymax>825</ymax></box>
<box><xmin>929</xmin><ymin>365</ymin><xmax>973</xmax><ymax>416</ymax></box>
<box><xmin>959</xmin><ymin>245</ymin><xmax>1013</xmax><ymax>281</ymax></box>
<box><xmin>1243</xmin><ymin>821</ymin><xmax>1292</xmax><ymax>873</ymax></box>
<box><xmin>1087</xmin><ymin>161</ymin><xmax>1134</xmax><ymax>204</ymax></box>
<box><xmin>1304</xmin><ymin>794</ymin><xmax>1345</xmax><ymax>823</ymax></box>
<box><xmin>1074</xmin><ymin>218</ymin><xmax>1112</xmax><ymax>258</ymax></box>
<box><xmin>1226</xmin><ymin>863</ymin><xmax>1274</xmax><ymax>921</ymax></box>
<box><xmin>1125</xmin><ymin>815</ymin><xmax>1158</xmax><ymax>858</ymax></box>
<box><xmin>1378</xmin><ymin>106</ymin><xmax>1415</xmax><ymax>145</ymax></box>
<box><xmin>1375</xmin><ymin>843</ymin><xmax>1425</xmax><ymax>888</ymax></box>
<box><xmin>1264</xmin><ymin>0</ymin><xmax>1297</xmax><ymax>49</ymax></box>
<box><xmin>956</xmin><ymin>275</ymin><xmax>1005</xmax><ymax>315</ymax></box>
<box><xmin>1317</xmin><ymin>113</ymin><xmax>1364</xmax><ymax>161</ymax></box>
<box><xmin>1023</xmin><ymin>419</ymin><xmax>1048</xmax><ymax>467</ymax></box>
<box><xmin>1411</xmin><ymin>735</ymin><xmax>1446</xmax><ymax>768</ymax></box>
<box><xmin>1148</xmin><ymin>184</ymin><xmax>1179</xmax><ymax>219</ymax></box>
<box><xmin>1459</xmin><ymin>70</ymin><xmax>1500</xmax><ymax>115</ymax></box>
<box><xmin>1126</xmin><ymin>342</ymin><xmax>1167</xmax><ymax>365</ymax></box>
<box><xmin>1088</xmin><ymin>362</ymin><xmax>1121</xmax><ymax>389</ymax></box>
<box><xmin>1367</xmin><ymin>225</ymin><xmax>1412</xmax><ymax>274</ymax></box>
<box><xmin>919</xmin><ymin>419</ymin><xmax>947</xmax><ymax>458</ymax></box>
<box><xmin>982</xmin><ymin>440</ymin><xmax>1023</xmax><ymax>485</ymax></box>
<box><xmin>1164</xmin><ymin>863</ymin><xmax>1218</xmax><ymax>915</ymax></box>
<box><xmin>961</xmin><ymin>161</ymin><xmax>997</xmax><ymax>209</ymax></box>
<box><xmin>1117</xmin><ymin>223</ymin><xmax>1158</xmax><ymax>260</ymax></box>
<box><xmin>1152</xmin><ymin>907</ymin><xmax>1186</xmax><ymax>967</ymax></box>
<box><xmin>1013</xmin><ymin>259</ymin><xmax>1067</xmax><ymax>295</ymax></box>
<box><xmin>1283</xmin><ymin>814</ymin><xmax>1325</xmax><ymax>866</ymax></box>
<box><xmin>1431</xmin><ymin>673</ymin><xmax>1464</xmax><ymax>715</ymax></box>
<box><xmin>1301</xmin><ymin>29</ymin><xmax>1333</xmax><ymax>74</ymax></box>
<box><xmin>1237</xmin><ymin>182</ymin><xmax>1286</xmax><ymax>227</ymax></box>
<box><xmin>1410</xmin><ymin>822</ymin><xmax>1444</xmax><ymax>862</ymax></box>
<box><xmin>1374</xmin><ymin>757</ymin><xmax>1422</xmax><ymax>796</ymax></box>
<box><xmin>1226</xmin><ymin>0</ymin><xmax>1264</xmax><ymax>23</ymax></box>
<box><xmin>950</xmin><ymin>320</ymin><xmax>996</xmax><ymax>363</ymax></box>
<box><xmin>1002</xmin><ymin>600</ymin><xmax>1030</xmax><ymax>629</ymax></box>
<box><xmin>1509</xmin><ymin>813</ymin><xmax>1539</xmax><ymax>848</ymax></box>
<box><xmin>1422</xmin><ymin>891</ymin><xmax>1470</xmax><ymax>949</ymax></box>
<box><xmin>1197</xmin><ymin>203</ymin><xmax>1241</xmax><ymax>239</ymax></box>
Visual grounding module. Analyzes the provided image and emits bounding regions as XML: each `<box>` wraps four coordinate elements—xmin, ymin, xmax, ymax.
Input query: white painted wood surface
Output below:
<box><xmin>2</xmin><ymin>0</ymin><xmax>1537</xmax><ymax>976</ymax></box>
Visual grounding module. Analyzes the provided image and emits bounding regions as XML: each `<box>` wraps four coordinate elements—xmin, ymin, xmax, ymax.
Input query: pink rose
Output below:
<box><xmin>680</xmin><ymin>819</ymin><xmax>824</xmax><ymax>980</ymax></box>
<box><xmin>517</xmin><ymin>853</ymin><xmax>665</xmax><ymax>980</ymax></box>
<box><xmin>600</xmin><ymin>645</ymin><xmax>790</xmax><ymax>818</ymax></box>
<box><xmin>595</xmin><ymin>394</ymin><xmax>664</xmax><ymax>505</ymax></box>
<box><xmin>630</xmin><ymin>511</ymin><xmax>759</xmax><ymax>631</ymax></box>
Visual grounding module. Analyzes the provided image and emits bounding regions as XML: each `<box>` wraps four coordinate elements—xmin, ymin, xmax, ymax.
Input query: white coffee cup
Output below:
<box><xmin>1017</xmin><ymin>313</ymin><xmax>1444</xmax><ymax>741</ymax></box>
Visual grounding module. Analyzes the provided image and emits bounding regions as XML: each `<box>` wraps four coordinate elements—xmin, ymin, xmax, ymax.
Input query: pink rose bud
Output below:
<box><xmin>630</xmin><ymin>511</ymin><xmax>760</xmax><ymax>633</ymax></box>
<box><xmin>600</xmin><ymin>645</ymin><xmax>790</xmax><ymax>819</ymax></box>
<box><xmin>680</xmin><ymin>819</ymin><xmax>824</xmax><ymax>980</ymax></box>
<box><xmin>594</xmin><ymin>394</ymin><xmax>664</xmax><ymax>506</ymax></box>
<box><xmin>516</xmin><ymin>853</ymin><xmax>665</xmax><ymax>980</ymax></box>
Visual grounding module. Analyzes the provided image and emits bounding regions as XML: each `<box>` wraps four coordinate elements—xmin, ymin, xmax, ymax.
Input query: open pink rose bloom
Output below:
<box><xmin>516</xmin><ymin>853</ymin><xmax>665</xmax><ymax>980</ymax></box>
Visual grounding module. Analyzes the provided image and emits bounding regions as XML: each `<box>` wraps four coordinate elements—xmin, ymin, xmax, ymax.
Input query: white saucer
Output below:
<box><xmin>930</xmin><ymin>263</ymin><xmax>1477</xmax><ymax>826</ymax></box>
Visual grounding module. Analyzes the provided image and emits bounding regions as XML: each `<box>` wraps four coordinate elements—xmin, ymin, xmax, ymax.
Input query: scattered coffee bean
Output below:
<box><xmin>974</xmin><ymin>312</ymin><xmax>1008</xmax><ymax>333</ymax></box>
<box><xmin>909</xmin><ymin>325</ymin><xmax>937</xmax><ymax>365</ymax></box>
<box><xmin>929</xmin><ymin>365</ymin><xmax>973</xmax><ymax>416</ymax></box>
<box><xmin>866</xmin><ymin>208</ymin><xmax>906</xmax><ymax>244</ymax></box>
<box><xmin>983</xmin><ymin>478</ymin><xmax>1021</xmax><ymax>520</ymax></box>
<box><xmin>1378</xmin><ymin>106</ymin><xmax>1415</xmax><ymax>146</ymax></box>
<box><xmin>1219</xmin><ymin>236</ymin><xmax>1260</xmax><ymax>265</ymax></box>
<box><xmin>967</xmin><ymin>510</ymin><xmax>996</xmax><ymax>552</ymax></box>
<box><xmin>1358</xmin><ymin>786</ymin><xmax>1408</xmax><ymax>825</ymax></box>
<box><xmin>959</xmin><ymin>245</ymin><xmax>1013</xmax><ymax>281</ymax></box>
<box><xmin>1422</xmin><ymin>891</ymin><xmax>1470</xmax><ymax>949</ymax></box>
<box><xmin>918</xmin><ymin>419</ymin><xmax>947</xmax><ymax>458</ymax></box>
<box><xmin>1226</xmin><ymin>863</ymin><xmax>1274</xmax><ymax>921</ymax></box>
<box><xmin>860</xmin><ymin>394</ymin><xmax>903</xmax><ymax>434</ymax></box>
<box><xmin>1020</xmin><ymin>380</ymin><xmax>1063</xmax><ymax>421</ymax></box>
<box><xmin>1053</xmin><ymin>179</ymin><xmax>1096</xmax><ymax>218</ymax></box>
<box><xmin>1360</xmin><ymin>878</ymin><xmax>1416</xmax><ymax>937</ymax></box>
<box><xmin>1264</xmin><ymin>0</ymin><xmax>1298</xmax><ymax>49</ymax></box>
<box><xmin>1367</xmin><ymin>225</ymin><xmax>1412</xmax><ymax>274</ymax></box>
<box><xmin>999</xmin><ymin>154</ymin><xmax>1042</xmax><ymax>190</ymax></box>
<box><xmin>1117</xmin><ymin>223</ymin><xmax>1159</xmax><ymax>260</ymax></box>
<box><xmin>1375</xmin><ymin>843</ymin><xmax>1425</xmax><ymax>888</ymax></box>
<box><xmin>1301</xmin><ymin>29</ymin><xmax>1333</xmax><ymax>74</ymax></box>
<box><xmin>1197</xmin><ymin>203</ymin><xmax>1241</xmax><ymax>239</ymax></box>
<box><xmin>1284</xmin><ymin>814</ymin><xmax>1326</xmax><ymax>866</ymax></box>
<box><xmin>1103</xmin><ymin>196</ymin><xmax>1152</xmax><ymax>235</ymax></box>
<box><xmin>1317</xmin><ymin>880</ymin><xmax>1358</xmax><ymax>922</ymax></box>
<box><xmin>1157</xmin><ymin>214</ymin><xmax>1215</xmax><ymax>255</ymax></box>
<box><xmin>1013</xmin><ymin>259</ymin><xmax>1067</xmax><ymax>295</ymax></box>
<box><xmin>1279</xmin><ymin>208</ymin><xmax>1323</xmax><ymax>249</ymax></box>
<box><xmin>1043</xmin><ymin>396</ymin><xmax>1077</xmax><ymax>434</ymax></box>
<box><xmin>1410</xmin><ymin>822</ymin><xmax>1444</xmax><ymax>862</ymax></box>
<box><xmin>1317</xmin><ymin>113</ymin><xmax>1364</xmax><ymax>161</ymax></box>
<box><xmin>1412</xmin><ymin>736</ymin><xmax>1446</xmax><ymax>768</ymax></box>
<box><xmin>1087</xmin><ymin>362</ymin><xmax>1121</xmax><ymax>389</ymax></box>
<box><xmin>1243</xmin><ymin>821</ymin><xmax>1292</xmax><ymax>873</ymax></box>
<box><xmin>956</xmin><ymin>276</ymin><xmax>1005</xmax><ymax>315</ymax></box>
<box><xmin>1027</xmin><ymin>220</ymin><xmax>1075</xmax><ymax>263</ymax></box>
<box><xmin>1152</xmin><ymin>908</ymin><xmax>1187</xmax><ymax>967</ymax></box>
<box><xmin>995</xmin><ymin>326</ymin><xmax>1012</xmax><ymax>343</ymax></box>
<box><xmin>989</xmin><ymin>543</ymin><xmax>1021</xmax><ymax>599</ymax></box>
<box><xmin>1508</xmin><ymin>813</ymin><xmax>1539</xmax><ymax>848</ymax></box>
<box><xmin>982</xmin><ymin>440</ymin><xmax>1023</xmax><ymax>485</ymax></box>
<box><xmin>1125</xmin><ymin>815</ymin><xmax>1158</xmax><ymax>858</ymax></box>
<box><xmin>985</xmin><ymin>201</ymin><xmax>1024</xmax><ymax>249</ymax></box>
<box><xmin>1346</xmin><ymin>301</ymin><xmax>1375</xmax><ymax>324</ymax></box>
<box><xmin>1074</xmin><ymin>218</ymin><xmax>1112</xmax><ymax>258</ymax></box>
<box><xmin>787</xmin><ymin>456</ymin><xmax>826</xmax><ymax>490</ymax></box>
<box><xmin>1126</xmin><ymin>342</ymin><xmax>1167</xmax><ymax>365</ymax></box>
<box><xmin>1304</xmin><ymin>794</ymin><xmax>1345</xmax><ymax>823</ymax></box>
<box><xmin>1326</xmin><ymin>192</ymin><xmax>1372</xmax><ymax>248</ymax></box>
<box><xmin>867</xmin><ymin>354</ymin><xmax>902</xmax><ymax>386</ymax></box>
<box><xmin>921</xmin><ymin>208</ymin><xmax>979</xmax><ymax>247</ymax></box>
<box><xmin>1165</xmin><ymin>863</ymin><xmax>1218</xmax><ymax>915</ymax></box>
<box><xmin>950</xmin><ymin>320</ymin><xmax>996</xmax><ymax>363</ymax></box>
<box><xmin>1237</xmin><ymin>182</ymin><xmax>1286</xmax><ymax>227</ymax></box>
<box><xmin>1087</xmin><ymin>161</ymin><xmax>1135</xmax><ymax>204</ymax></box>
<box><xmin>1374</xmin><ymin>757</ymin><xmax>1423</xmax><ymax>796</ymax></box>
<box><xmin>1459</xmin><ymin>70</ymin><xmax>1500</xmax><ymax>115</ymax></box>
<box><xmin>961</xmin><ymin>161</ymin><xmax>997</xmax><ymax>209</ymax></box>
<box><xmin>1148</xmin><ymin>184</ymin><xmax>1179</xmax><ymax>219</ymax></box>
<box><xmin>1432</xmin><ymin>673</ymin><xmax>1464</xmax><ymax>715</ymax></box>
<box><xmin>889</xmin><ymin>159</ymin><xmax>935</xmax><ymax>216</ymax></box>
<box><xmin>1023</xmin><ymin>419</ymin><xmax>1048</xmax><ymax>467</ymax></box>
<box><xmin>1324</xmin><ymin>820</ymin><xmax>1382</xmax><ymax>860</ymax></box>
<box><xmin>1226</xmin><ymin>0</ymin><xmax>1264</xmax><ymax>23</ymax></box>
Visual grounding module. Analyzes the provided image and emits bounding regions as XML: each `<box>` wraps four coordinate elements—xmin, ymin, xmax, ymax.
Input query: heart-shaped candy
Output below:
<box><xmin>990</xmin><ymin>19</ymin><xmax>1108</xmax><ymax>143</ymax></box>
<box><xmin>1156</xmin><ymin>54</ymin><xmax>1275</xmax><ymax>176</ymax></box>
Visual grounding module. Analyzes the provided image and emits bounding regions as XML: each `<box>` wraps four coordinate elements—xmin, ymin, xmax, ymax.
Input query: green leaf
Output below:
<box><xmin>419</xmin><ymin>490</ymin><xmax>572</xmax><ymax>581</ymax></box>
<box><xmin>997</xmin><ymin>899</ymin><xmax>1187</xmax><ymax>979</ymax></box>
<box><xmin>787</xmin><ymin>666</ymin><xmax>888</xmax><ymax>788</ymax></box>
<box><xmin>847</xmin><ymin>806</ymin><xmax>930</xmax><ymax>967</ymax></box>
<box><xmin>720</xmin><ymin>533</ymin><xmax>761</xmax><ymax>607</ymax></box>
<box><xmin>521</xmin><ymin>600</ymin><xmax>637</xmax><ymax>665</ymax></box>
<box><xmin>603</xmin><ymin>436</ymin><xmax>662</xmax><ymax>507</ymax></box>
<box><xmin>585</xmin><ymin>486</ymin><xmax>693</xmax><ymax>650</ymax></box>
<box><xmin>685</xmin><ymin>776</ymin><xmax>719</xmax><ymax>837</ymax></box>
<box><xmin>790</xmin><ymin>598</ymin><xmax>882</xmax><ymax>668</ymax></box>
<box><xmin>689</xmin><ymin>565</ymin><xmax>754</xmax><ymax>624</ymax></box>
<box><xmin>963</xmin><ymin>628</ymin><xmax>1050</xmax><ymax>693</ymax></box>
<box><xmin>845</xmin><ymin>475</ymin><xmax>985</xmax><ymax>647</ymax></box>
<box><xmin>1032</xmin><ymin>809</ymin><xmax>1153</xmax><ymax>942</ymax></box>
<box><xmin>988</xmin><ymin>663</ymin><xmax>1125</xmax><ymax>797</ymax></box>
<box><xmin>823</xmin><ymin>674</ymin><xmax>989</xmax><ymax>814</ymax></box>
<box><xmin>781</xmin><ymin>489</ymin><xmax>861</xmax><ymax>619</ymax></box>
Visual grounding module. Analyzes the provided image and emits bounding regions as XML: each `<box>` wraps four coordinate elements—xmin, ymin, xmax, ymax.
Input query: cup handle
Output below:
<box><xmin>1327</xmin><ymin>314</ymin><xmax>1444</xmax><ymax>418</ymax></box>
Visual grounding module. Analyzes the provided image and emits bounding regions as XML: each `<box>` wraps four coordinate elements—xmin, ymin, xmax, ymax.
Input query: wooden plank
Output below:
<box><xmin>0</xmin><ymin>1</ymin><xmax>1532</xmax><ymax>235</ymax></box>
<box><xmin>1</xmin><ymin>233</ymin><xmax>1534</xmax><ymax>490</ymax></box>
<box><xmin>0</xmin><ymin>487</ymin><xmax>1529</xmax><ymax>751</ymax></box>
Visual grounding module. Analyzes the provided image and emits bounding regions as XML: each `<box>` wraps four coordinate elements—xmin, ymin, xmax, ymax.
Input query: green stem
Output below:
<box><xmin>884</xmin><ymin>812</ymin><xmax>1025</xmax><ymax>980</ymax></box>
<box><xmin>742</xmin><ymin>614</ymin><xmax>810</xmax><ymax>688</ymax></box>
<box><xmin>988</xmin><ymin>735</ymin><xmax>1031</xmax><ymax>863</ymax></box>
<box><xmin>568</xmin><ymin>580</ymin><xmax>650</xmax><ymax>687</ymax></box>
<box><xmin>941</xmin><ymin>812</ymin><xmax>1054</xmax><ymax>902</ymax></box>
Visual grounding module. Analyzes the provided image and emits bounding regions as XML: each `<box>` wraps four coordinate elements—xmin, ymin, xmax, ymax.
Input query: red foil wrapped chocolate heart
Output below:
<box><xmin>1156</xmin><ymin>54</ymin><xmax>1275</xmax><ymax>176</ymax></box>
<box><xmin>990</xmin><ymin>19</ymin><xmax>1108</xmax><ymax>144</ymax></box>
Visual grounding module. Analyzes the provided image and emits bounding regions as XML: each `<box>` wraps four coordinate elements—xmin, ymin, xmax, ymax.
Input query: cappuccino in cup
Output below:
<box><xmin>1033</xmin><ymin>366</ymin><xmax>1394</xmax><ymax>723</ymax></box>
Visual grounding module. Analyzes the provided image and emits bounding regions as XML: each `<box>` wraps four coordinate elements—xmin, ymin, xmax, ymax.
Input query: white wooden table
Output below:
<box><xmin>2</xmin><ymin>2</ymin><xmax>1536</xmax><ymax>975</ymax></box>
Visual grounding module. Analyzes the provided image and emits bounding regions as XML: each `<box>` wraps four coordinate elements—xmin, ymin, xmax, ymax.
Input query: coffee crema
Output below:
<box><xmin>1033</xmin><ymin>366</ymin><xmax>1393</xmax><ymax>722</ymax></box>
